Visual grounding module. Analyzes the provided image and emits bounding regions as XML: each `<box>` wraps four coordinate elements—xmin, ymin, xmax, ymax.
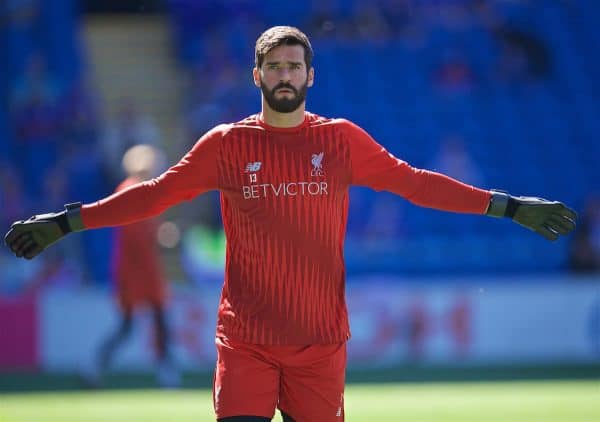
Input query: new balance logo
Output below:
<box><xmin>245</xmin><ymin>162</ymin><xmax>262</xmax><ymax>173</ymax></box>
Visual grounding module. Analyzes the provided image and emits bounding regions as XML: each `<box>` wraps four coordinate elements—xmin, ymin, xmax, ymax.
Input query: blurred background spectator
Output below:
<box><xmin>101</xmin><ymin>97</ymin><xmax>161</xmax><ymax>183</ymax></box>
<box><xmin>569</xmin><ymin>194</ymin><xmax>600</xmax><ymax>273</ymax></box>
<box><xmin>429</xmin><ymin>134</ymin><xmax>485</xmax><ymax>186</ymax></box>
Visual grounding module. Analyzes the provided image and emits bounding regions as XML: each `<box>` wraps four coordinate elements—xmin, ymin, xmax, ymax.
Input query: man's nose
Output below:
<box><xmin>278</xmin><ymin>67</ymin><xmax>292</xmax><ymax>82</ymax></box>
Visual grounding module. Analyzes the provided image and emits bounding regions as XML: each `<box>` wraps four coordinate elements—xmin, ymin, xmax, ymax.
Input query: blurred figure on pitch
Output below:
<box><xmin>86</xmin><ymin>144</ymin><xmax>180</xmax><ymax>389</ymax></box>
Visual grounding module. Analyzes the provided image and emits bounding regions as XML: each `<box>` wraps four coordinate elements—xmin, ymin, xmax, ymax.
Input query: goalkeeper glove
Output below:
<box><xmin>486</xmin><ymin>190</ymin><xmax>577</xmax><ymax>241</ymax></box>
<box><xmin>4</xmin><ymin>202</ymin><xmax>85</xmax><ymax>259</ymax></box>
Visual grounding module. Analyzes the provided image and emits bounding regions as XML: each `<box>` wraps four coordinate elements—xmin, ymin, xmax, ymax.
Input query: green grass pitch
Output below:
<box><xmin>1</xmin><ymin>380</ymin><xmax>598</xmax><ymax>422</ymax></box>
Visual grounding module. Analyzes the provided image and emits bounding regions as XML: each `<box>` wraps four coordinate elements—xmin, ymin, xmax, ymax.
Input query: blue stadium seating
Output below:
<box><xmin>1</xmin><ymin>1</ymin><xmax>598</xmax><ymax>278</ymax></box>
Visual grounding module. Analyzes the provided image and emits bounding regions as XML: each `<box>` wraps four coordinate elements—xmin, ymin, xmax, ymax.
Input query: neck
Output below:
<box><xmin>260</xmin><ymin>99</ymin><xmax>306</xmax><ymax>128</ymax></box>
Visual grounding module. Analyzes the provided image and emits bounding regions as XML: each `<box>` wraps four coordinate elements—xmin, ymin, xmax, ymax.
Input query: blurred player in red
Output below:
<box><xmin>6</xmin><ymin>27</ymin><xmax>576</xmax><ymax>421</ymax></box>
<box><xmin>86</xmin><ymin>145</ymin><xmax>180</xmax><ymax>389</ymax></box>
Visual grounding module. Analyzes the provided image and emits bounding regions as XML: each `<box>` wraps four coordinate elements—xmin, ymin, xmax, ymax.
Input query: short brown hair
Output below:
<box><xmin>255</xmin><ymin>26</ymin><xmax>314</xmax><ymax>69</ymax></box>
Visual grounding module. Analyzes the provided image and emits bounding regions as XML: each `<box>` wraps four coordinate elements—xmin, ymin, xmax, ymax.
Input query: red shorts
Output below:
<box><xmin>213</xmin><ymin>336</ymin><xmax>346</xmax><ymax>421</ymax></box>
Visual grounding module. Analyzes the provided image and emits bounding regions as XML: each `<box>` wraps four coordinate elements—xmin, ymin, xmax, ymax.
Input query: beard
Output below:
<box><xmin>261</xmin><ymin>79</ymin><xmax>308</xmax><ymax>113</ymax></box>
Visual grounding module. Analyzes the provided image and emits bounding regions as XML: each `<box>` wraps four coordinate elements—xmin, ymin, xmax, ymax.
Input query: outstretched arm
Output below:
<box><xmin>341</xmin><ymin>119</ymin><xmax>576</xmax><ymax>241</ymax></box>
<box><xmin>4</xmin><ymin>125</ymin><xmax>225</xmax><ymax>259</ymax></box>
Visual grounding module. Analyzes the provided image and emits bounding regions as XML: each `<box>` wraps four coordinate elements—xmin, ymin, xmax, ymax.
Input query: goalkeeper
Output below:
<box><xmin>5</xmin><ymin>26</ymin><xmax>576</xmax><ymax>422</ymax></box>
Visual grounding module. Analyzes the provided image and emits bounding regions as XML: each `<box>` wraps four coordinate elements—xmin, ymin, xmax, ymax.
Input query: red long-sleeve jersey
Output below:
<box><xmin>82</xmin><ymin>112</ymin><xmax>491</xmax><ymax>344</ymax></box>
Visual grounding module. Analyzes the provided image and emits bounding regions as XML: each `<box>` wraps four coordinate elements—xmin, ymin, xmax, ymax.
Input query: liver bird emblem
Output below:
<box><xmin>311</xmin><ymin>152</ymin><xmax>324</xmax><ymax>176</ymax></box>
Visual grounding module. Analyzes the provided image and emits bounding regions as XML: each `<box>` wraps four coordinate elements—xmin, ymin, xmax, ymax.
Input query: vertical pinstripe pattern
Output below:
<box><xmin>216</xmin><ymin>113</ymin><xmax>352</xmax><ymax>345</ymax></box>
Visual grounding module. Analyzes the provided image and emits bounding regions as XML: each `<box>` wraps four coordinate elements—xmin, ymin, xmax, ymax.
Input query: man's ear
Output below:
<box><xmin>253</xmin><ymin>67</ymin><xmax>261</xmax><ymax>88</ymax></box>
<box><xmin>307</xmin><ymin>67</ymin><xmax>314</xmax><ymax>88</ymax></box>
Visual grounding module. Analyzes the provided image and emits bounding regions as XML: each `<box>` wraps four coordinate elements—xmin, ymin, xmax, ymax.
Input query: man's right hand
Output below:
<box><xmin>4</xmin><ymin>203</ymin><xmax>85</xmax><ymax>259</ymax></box>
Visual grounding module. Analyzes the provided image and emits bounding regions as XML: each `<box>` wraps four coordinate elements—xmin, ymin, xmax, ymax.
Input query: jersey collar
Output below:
<box><xmin>256</xmin><ymin>112</ymin><xmax>311</xmax><ymax>133</ymax></box>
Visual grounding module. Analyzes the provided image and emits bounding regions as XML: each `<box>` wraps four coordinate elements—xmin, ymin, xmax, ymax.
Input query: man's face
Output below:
<box><xmin>254</xmin><ymin>44</ymin><xmax>314</xmax><ymax>113</ymax></box>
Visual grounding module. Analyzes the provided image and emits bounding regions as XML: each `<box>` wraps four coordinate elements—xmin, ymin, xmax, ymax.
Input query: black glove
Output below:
<box><xmin>486</xmin><ymin>190</ymin><xmax>577</xmax><ymax>241</ymax></box>
<box><xmin>4</xmin><ymin>202</ymin><xmax>85</xmax><ymax>259</ymax></box>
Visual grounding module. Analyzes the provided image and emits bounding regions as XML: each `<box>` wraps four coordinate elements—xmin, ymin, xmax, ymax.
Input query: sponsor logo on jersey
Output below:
<box><xmin>242</xmin><ymin>181</ymin><xmax>328</xmax><ymax>199</ymax></box>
